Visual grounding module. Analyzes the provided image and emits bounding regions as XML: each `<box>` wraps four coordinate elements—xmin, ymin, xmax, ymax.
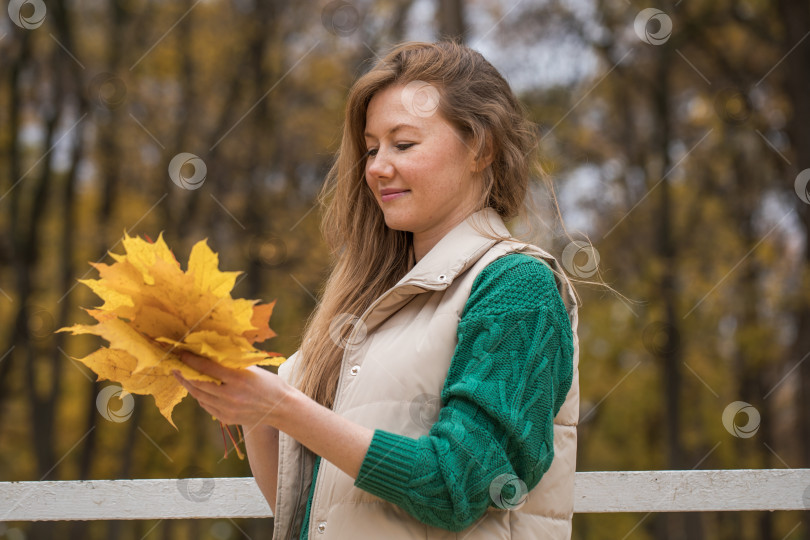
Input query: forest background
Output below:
<box><xmin>1</xmin><ymin>0</ymin><xmax>809</xmax><ymax>539</ymax></box>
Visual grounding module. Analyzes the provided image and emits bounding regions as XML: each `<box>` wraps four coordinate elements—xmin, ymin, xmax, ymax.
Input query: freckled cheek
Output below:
<box><xmin>413</xmin><ymin>165</ymin><xmax>447</xmax><ymax>198</ymax></box>
<box><xmin>398</xmin><ymin>160</ymin><xmax>430</xmax><ymax>191</ymax></box>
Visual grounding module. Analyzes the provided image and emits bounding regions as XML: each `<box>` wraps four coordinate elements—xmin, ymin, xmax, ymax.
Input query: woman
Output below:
<box><xmin>175</xmin><ymin>40</ymin><xmax>580</xmax><ymax>539</ymax></box>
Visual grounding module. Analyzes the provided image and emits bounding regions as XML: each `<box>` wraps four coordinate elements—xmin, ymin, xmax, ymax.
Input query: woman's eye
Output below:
<box><xmin>365</xmin><ymin>144</ymin><xmax>413</xmax><ymax>158</ymax></box>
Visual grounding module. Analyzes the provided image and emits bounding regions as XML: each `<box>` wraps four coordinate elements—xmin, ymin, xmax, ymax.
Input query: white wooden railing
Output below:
<box><xmin>1</xmin><ymin>470</ymin><xmax>808</xmax><ymax>521</ymax></box>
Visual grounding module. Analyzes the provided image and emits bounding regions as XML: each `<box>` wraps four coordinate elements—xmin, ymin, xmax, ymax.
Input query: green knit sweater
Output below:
<box><xmin>299</xmin><ymin>253</ymin><xmax>575</xmax><ymax>537</ymax></box>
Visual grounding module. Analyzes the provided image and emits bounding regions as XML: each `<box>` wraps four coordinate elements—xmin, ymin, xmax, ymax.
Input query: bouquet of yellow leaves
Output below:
<box><xmin>58</xmin><ymin>232</ymin><xmax>286</xmax><ymax>429</ymax></box>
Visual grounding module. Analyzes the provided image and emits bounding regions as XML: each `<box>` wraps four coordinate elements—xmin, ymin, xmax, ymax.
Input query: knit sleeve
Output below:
<box><xmin>353</xmin><ymin>253</ymin><xmax>575</xmax><ymax>532</ymax></box>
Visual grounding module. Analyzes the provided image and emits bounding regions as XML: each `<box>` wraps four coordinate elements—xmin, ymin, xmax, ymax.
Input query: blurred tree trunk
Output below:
<box><xmin>20</xmin><ymin>53</ymin><xmax>61</xmax><ymax>484</ymax></box>
<box><xmin>776</xmin><ymin>0</ymin><xmax>810</xmax><ymax>538</ymax></box>
<box><xmin>10</xmin><ymin>18</ymin><xmax>65</xmax><ymax>540</ymax></box>
<box><xmin>732</xmin><ymin>148</ymin><xmax>776</xmax><ymax>540</ymax></box>
<box><xmin>0</xmin><ymin>25</ymin><xmax>32</xmax><ymax>428</ymax></box>
<box><xmin>650</xmin><ymin>39</ymin><xmax>702</xmax><ymax>540</ymax></box>
<box><xmin>243</xmin><ymin>0</ymin><xmax>280</xmax><ymax>298</ymax></box>
<box><xmin>167</xmin><ymin>0</ymin><xmax>204</xmax><ymax>236</ymax></box>
<box><xmin>437</xmin><ymin>0</ymin><xmax>467</xmax><ymax>43</ymax></box>
<box><xmin>75</xmin><ymin>0</ymin><xmax>129</xmax><ymax>496</ymax></box>
<box><xmin>391</xmin><ymin>0</ymin><xmax>416</xmax><ymax>42</ymax></box>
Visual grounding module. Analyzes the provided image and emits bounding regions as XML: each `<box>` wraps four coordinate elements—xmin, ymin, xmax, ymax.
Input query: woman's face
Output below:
<box><xmin>364</xmin><ymin>83</ymin><xmax>484</xmax><ymax>255</ymax></box>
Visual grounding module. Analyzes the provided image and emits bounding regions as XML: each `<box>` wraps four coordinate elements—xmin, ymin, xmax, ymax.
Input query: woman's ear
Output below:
<box><xmin>472</xmin><ymin>135</ymin><xmax>494</xmax><ymax>173</ymax></box>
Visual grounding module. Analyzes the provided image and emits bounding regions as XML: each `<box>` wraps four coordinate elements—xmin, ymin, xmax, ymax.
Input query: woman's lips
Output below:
<box><xmin>381</xmin><ymin>190</ymin><xmax>409</xmax><ymax>202</ymax></box>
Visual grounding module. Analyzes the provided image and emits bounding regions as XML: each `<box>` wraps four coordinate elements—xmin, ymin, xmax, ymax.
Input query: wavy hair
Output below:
<box><xmin>294</xmin><ymin>40</ymin><xmax>562</xmax><ymax>409</ymax></box>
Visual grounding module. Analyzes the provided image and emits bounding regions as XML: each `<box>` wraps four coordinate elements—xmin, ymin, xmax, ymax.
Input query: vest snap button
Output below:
<box><xmin>438</xmin><ymin>274</ymin><xmax>447</xmax><ymax>282</ymax></box>
<box><xmin>317</xmin><ymin>521</ymin><xmax>327</xmax><ymax>533</ymax></box>
<box><xmin>350</xmin><ymin>365</ymin><xmax>360</xmax><ymax>376</ymax></box>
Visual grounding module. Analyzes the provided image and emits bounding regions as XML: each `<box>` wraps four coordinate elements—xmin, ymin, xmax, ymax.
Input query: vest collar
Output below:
<box><xmin>347</xmin><ymin>207</ymin><xmax>513</xmax><ymax>342</ymax></box>
<box><xmin>396</xmin><ymin>207</ymin><xmax>513</xmax><ymax>290</ymax></box>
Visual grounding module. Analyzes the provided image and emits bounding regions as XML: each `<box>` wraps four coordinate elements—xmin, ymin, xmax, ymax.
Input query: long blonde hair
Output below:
<box><xmin>296</xmin><ymin>41</ymin><xmax>556</xmax><ymax>409</ymax></box>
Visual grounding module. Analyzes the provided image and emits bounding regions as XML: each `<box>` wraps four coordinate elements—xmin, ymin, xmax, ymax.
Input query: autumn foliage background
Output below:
<box><xmin>1</xmin><ymin>1</ymin><xmax>810</xmax><ymax>540</ymax></box>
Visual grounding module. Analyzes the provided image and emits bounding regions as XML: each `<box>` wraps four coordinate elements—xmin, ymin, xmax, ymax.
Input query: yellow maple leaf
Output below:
<box><xmin>58</xmin><ymin>232</ymin><xmax>286</xmax><ymax>428</ymax></box>
<box><xmin>188</xmin><ymin>240</ymin><xmax>240</xmax><ymax>297</ymax></box>
<box><xmin>156</xmin><ymin>331</ymin><xmax>285</xmax><ymax>369</ymax></box>
<box><xmin>76</xmin><ymin>347</ymin><xmax>217</xmax><ymax>429</ymax></box>
<box><xmin>111</xmin><ymin>231</ymin><xmax>179</xmax><ymax>285</ymax></box>
<box><xmin>61</xmin><ymin>309</ymin><xmax>173</xmax><ymax>373</ymax></box>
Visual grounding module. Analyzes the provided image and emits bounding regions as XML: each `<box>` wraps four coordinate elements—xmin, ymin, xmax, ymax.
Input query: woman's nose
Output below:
<box><xmin>367</xmin><ymin>149</ymin><xmax>394</xmax><ymax>178</ymax></box>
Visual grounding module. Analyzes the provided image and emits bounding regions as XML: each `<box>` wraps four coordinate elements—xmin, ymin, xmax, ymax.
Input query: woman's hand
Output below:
<box><xmin>175</xmin><ymin>351</ymin><xmax>375</xmax><ymax>481</ymax></box>
<box><xmin>173</xmin><ymin>352</ymin><xmax>294</xmax><ymax>431</ymax></box>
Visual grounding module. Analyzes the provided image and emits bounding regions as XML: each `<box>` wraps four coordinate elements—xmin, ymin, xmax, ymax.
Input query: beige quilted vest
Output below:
<box><xmin>272</xmin><ymin>207</ymin><xmax>580</xmax><ymax>539</ymax></box>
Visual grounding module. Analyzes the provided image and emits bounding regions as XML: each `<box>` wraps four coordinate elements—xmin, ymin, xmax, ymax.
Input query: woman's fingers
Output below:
<box><xmin>174</xmin><ymin>371</ymin><xmax>245</xmax><ymax>425</ymax></box>
<box><xmin>178</xmin><ymin>351</ymin><xmax>237</xmax><ymax>382</ymax></box>
<box><xmin>173</xmin><ymin>354</ymin><xmax>287</xmax><ymax>428</ymax></box>
<box><xmin>174</xmin><ymin>371</ymin><xmax>230</xmax><ymax>410</ymax></box>
<box><xmin>174</xmin><ymin>370</ymin><xmax>227</xmax><ymax>400</ymax></box>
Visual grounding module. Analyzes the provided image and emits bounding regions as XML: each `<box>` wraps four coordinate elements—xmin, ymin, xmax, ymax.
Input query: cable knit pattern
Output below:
<box><xmin>299</xmin><ymin>253</ymin><xmax>574</xmax><ymax>537</ymax></box>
